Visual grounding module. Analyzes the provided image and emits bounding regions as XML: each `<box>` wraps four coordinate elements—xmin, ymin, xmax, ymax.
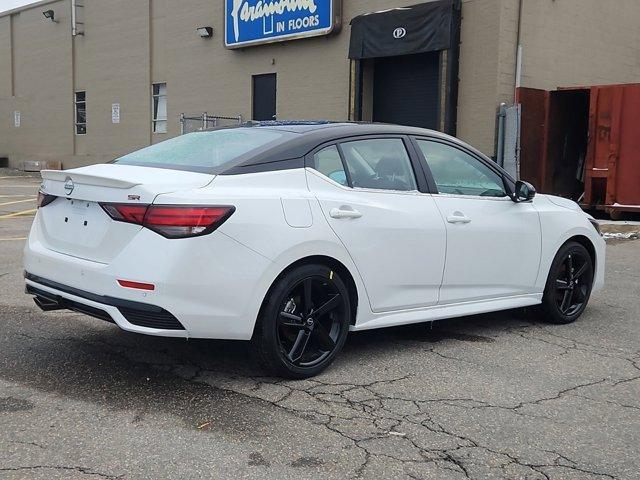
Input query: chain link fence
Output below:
<box><xmin>179</xmin><ymin>113</ymin><xmax>243</xmax><ymax>134</ymax></box>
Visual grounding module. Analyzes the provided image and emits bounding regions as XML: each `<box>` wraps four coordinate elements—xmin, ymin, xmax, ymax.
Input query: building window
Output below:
<box><xmin>74</xmin><ymin>91</ymin><xmax>86</xmax><ymax>135</ymax></box>
<box><xmin>152</xmin><ymin>83</ymin><xmax>167</xmax><ymax>133</ymax></box>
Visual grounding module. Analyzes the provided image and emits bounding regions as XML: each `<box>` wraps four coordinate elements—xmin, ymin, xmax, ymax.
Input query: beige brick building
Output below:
<box><xmin>0</xmin><ymin>0</ymin><xmax>639</xmax><ymax>169</ymax></box>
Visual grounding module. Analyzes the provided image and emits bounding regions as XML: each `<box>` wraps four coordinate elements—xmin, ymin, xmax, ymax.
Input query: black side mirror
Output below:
<box><xmin>512</xmin><ymin>180</ymin><xmax>536</xmax><ymax>203</ymax></box>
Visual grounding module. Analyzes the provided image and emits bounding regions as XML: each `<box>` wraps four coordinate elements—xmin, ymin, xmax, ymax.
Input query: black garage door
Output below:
<box><xmin>372</xmin><ymin>52</ymin><xmax>440</xmax><ymax>130</ymax></box>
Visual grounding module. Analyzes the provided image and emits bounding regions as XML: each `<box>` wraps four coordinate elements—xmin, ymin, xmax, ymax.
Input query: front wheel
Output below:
<box><xmin>539</xmin><ymin>242</ymin><xmax>594</xmax><ymax>324</ymax></box>
<box><xmin>251</xmin><ymin>264</ymin><xmax>351</xmax><ymax>378</ymax></box>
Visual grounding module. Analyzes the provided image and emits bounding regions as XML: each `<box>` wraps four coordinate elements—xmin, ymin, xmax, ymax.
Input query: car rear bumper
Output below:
<box><xmin>26</xmin><ymin>273</ymin><xmax>187</xmax><ymax>334</ymax></box>
<box><xmin>23</xmin><ymin>217</ymin><xmax>274</xmax><ymax>340</ymax></box>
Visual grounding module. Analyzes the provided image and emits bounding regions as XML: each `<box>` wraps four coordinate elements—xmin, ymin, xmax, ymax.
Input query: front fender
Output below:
<box><xmin>534</xmin><ymin>196</ymin><xmax>605</xmax><ymax>292</ymax></box>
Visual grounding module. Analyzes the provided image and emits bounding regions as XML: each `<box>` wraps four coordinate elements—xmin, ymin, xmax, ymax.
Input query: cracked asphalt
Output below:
<box><xmin>1</xmin><ymin>171</ymin><xmax>639</xmax><ymax>479</ymax></box>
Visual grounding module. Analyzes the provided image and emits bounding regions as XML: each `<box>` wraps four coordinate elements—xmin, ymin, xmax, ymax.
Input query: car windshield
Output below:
<box><xmin>114</xmin><ymin>128</ymin><xmax>287</xmax><ymax>173</ymax></box>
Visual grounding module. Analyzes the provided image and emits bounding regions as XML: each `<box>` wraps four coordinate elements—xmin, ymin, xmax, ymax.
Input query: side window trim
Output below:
<box><xmin>334</xmin><ymin>143</ymin><xmax>354</xmax><ymax>188</ymax></box>
<box><xmin>411</xmin><ymin>136</ymin><xmax>511</xmax><ymax>197</ymax></box>
<box><xmin>406</xmin><ymin>136</ymin><xmax>437</xmax><ymax>193</ymax></box>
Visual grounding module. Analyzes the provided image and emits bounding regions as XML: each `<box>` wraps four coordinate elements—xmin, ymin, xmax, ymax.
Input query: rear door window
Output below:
<box><xmin>339</xmin><ymin>138</ymin><xmax>418</xmax><ymax>192</ymax></box>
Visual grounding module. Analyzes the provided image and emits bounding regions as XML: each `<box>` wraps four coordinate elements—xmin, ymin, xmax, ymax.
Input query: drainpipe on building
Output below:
<box><xmin>514</xmin><ymin>0</ymin><xmax>524</xmax><ymax>101</ymax></box>
<box><xmin>496</xmin><ymin>103</ymin><xmax>507</xmax><ymax>167</ymax></box>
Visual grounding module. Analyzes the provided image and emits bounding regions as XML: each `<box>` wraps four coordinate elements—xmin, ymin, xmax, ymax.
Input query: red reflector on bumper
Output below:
<box><xmin>117</xmin><ymin>280</ymin><xmax>155</xmax><ymax>291</ymax></box>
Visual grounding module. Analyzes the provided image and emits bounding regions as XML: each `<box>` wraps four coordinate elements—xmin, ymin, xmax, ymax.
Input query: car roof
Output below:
<box><xmin>219</xmin><ymin>121</ymin><xmax>475</xmax><ymax>175</ymax></box>
<box><xmin>241</xmin><ymin>120</ymin><xmax>451</xmax><ymax>137</ymax></box>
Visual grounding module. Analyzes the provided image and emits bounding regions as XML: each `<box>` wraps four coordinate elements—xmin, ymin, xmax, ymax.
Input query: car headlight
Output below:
<box><xmin>588</xmin><ymin>218</ymin><xmax>602</xmax><ymax>236</ymax></box>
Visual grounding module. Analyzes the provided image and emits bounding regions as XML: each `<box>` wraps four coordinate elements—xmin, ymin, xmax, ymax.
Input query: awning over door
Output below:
<box><xmin>348</xmin><ymin>1</ymin><xmax>458</xmax><ymax>60</ymax></box>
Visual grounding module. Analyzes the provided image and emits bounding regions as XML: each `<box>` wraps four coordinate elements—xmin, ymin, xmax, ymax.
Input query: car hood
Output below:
<box><xmin>540</xmin><ymin>194</ymin><xmax>583</xmax><ymax>212</ymax></box>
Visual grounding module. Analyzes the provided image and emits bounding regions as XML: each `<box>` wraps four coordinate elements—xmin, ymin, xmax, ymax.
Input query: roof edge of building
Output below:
<box><xmin>0</xmin><ymin>0</ymin><xmax>62</xmax><ymax>19</ymax></box>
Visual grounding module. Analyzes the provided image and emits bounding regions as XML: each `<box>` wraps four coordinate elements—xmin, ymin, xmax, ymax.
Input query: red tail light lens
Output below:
<box><xmin>100</xmin><ymin>203</ymin><xmax>235</xmax><ymax>239</ymax></box>
<box><xmin>101</xmin><ymin>204</ymin><xmax>148</xmax><ymax>224</ymax></box>
<box><xmin>144</xmin><ymin>205</ymin><xmax>235</xmax><ymax>238</ymax></box>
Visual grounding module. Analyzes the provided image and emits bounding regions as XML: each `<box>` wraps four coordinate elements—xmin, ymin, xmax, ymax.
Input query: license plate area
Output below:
<box><xmin>40</xmin><ymin>198</ymin><xmax>116</xmax><ymax>252</ymax></box>
<box><xmin>58</xmin><ymin>200</ymin><xmax>107</xmax><ymax>241</ymax></box>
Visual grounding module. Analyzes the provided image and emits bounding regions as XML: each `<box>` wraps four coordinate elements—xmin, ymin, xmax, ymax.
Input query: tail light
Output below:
<box><xmin>101</xmin><ymin>204</ymin><xmax>147</xmax><ymax>224</ymax></box>
<box><xmin>100</xmin><ymin>204</ymin><xmax>235</xmax><ymax>239</ymax></box>
<box><xmin>143</xmin><ymin>206</ymin><xmax>235</xmax><ymax>238</ymax></box>
<box><xmin>36</xmin><ymin>189</ymin><xmax>57</xmax><ymax>208</ymax></box>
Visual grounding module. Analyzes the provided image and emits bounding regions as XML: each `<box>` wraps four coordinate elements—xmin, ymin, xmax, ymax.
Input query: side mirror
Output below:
<box><xmin>512</xmin><ymin>180</ymin><xmax>536</xmax><ymax>203</ymax></box>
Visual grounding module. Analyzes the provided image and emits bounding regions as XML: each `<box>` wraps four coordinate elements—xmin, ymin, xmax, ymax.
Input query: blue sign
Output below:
<box><xmin>225</xmin><ymin>0</ymin><xmax>339</xmax><ymax>49</ymax></box>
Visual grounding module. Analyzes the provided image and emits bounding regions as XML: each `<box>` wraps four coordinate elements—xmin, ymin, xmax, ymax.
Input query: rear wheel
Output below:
<box><xmin>540</xmin><ymin>242</ymin><xmax>594</xmax><ymax>324</ymax></box>
<box><xmin>251</xmin><ymin>264</ymin><xmax>351</xmax><ymax>378</ymax></box>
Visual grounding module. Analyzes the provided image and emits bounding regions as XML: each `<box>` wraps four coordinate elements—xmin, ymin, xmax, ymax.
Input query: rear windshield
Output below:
<box><xmin>114</xmin><ymin>128</ymin><xmax>287</xmax><ymax>173</ymax></box>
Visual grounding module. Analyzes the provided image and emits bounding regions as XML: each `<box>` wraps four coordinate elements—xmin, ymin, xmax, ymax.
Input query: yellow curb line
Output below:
<box><xmin>0</xmin><ymin>237</ymin><xmax>27</xmax><ymax>241</ymax></box>
<box><xmin>0</xmin><ymin>198</ymin><xmax>37</xmax><ymax>207</ymax></box>
<box><xmin>0</xmin><ymin>208</ymin><xmax>37</xmax><ymax>219</ymax></box>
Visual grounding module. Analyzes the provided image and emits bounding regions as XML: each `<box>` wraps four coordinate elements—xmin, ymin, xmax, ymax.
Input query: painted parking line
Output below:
<box><xmin>0</xmin><ymin>195</ymin><xmax>37</xmax><ymax>198</ymax></box>
<box><xmin>0</xmin><ymin>208</ymin><xmax>37</xmax><ymax>219</ymax></box>
<box><xmin>0</xmin><ymin>198</ymin><xmax>37</xmax><ymax>207</ymax></box>
<box><xmin>0</xmin><ymin>237</ymin><xmax>27</xmax><ymax>241</ymax></box>
<box><xmin>0</xmin><ymin>176</ymin><xmax>34</xmax><ymax>179</ymax></box>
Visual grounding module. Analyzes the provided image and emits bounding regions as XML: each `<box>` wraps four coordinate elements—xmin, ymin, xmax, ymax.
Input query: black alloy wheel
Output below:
<box><xmin>540</xmin><ymin>242</ymin><xmax>594</xmax><ymax>324</ymax></box>
<box><xmin>251</xmin><ymin>264</ymin><xmax>351</xmax><ymax>378</ymax></box>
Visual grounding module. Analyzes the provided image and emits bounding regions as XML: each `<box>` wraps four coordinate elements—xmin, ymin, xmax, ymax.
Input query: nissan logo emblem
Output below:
<box><xmin>393</xmin><ymin>27</ymin><xmax>406</xmax><ymax>39</ymax></box>
<box><xmin>64</xmin><ymin>177</ymin><xmax>74</xmax><ymax>195</ymax></box>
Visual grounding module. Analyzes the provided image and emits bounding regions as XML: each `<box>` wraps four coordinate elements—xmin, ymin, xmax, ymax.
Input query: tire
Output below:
<box><xmin>250</xmin><ymin>264</ymin><xmax>352</xmax><ymax>378</ymax></box>
<box><xmin>539</xmin><ymin>241</ymin><xmax>594</xmax><ymax>324</ymax></box>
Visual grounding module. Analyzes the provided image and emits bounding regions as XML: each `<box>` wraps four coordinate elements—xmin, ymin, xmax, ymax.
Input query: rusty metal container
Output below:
<box><xmin>583</xmin><ymin>84</ymin><xmax>640</xmax><ymax>217</ymax></box>
<box><xmin>518</xmin><ymin>83</ymin><xmax>640</xmax><ymax>218</ymax></box>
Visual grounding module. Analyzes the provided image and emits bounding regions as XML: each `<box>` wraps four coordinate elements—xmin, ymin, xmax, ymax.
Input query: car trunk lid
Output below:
<box><xmin>37</xmin><ymin>164</ymin><xmax>214</xmax><ymax>263</ymax></box>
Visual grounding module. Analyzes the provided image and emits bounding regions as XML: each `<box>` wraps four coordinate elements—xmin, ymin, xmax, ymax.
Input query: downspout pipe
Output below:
<box><xmin>514</xmin><ymin>0</ymin><xmax>524</xmax><ymax>101</ymax></box>
<box><xmin>496</xmin><ymin>103</ymin><xmax>507</xmax><ymax>167</ymax></box>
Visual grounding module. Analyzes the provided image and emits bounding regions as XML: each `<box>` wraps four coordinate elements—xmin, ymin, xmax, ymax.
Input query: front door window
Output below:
<box><xmin>416</xmin><ymin>140</ymin><xmax>506</xmax><ymax>197</ymax></box>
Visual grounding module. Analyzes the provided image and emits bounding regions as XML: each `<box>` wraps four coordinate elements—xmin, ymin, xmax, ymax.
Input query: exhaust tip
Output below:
<box><xmin>33</xmin><ymin>295</ymin><xmax>64</xmax><ymax>312</ymax></box>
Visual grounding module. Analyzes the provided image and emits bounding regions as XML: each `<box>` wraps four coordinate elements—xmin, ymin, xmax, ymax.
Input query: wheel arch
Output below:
<box><xmin>565</xmin><ymin>235</ymin><xmax>596</xmax><ymax>268</ymax></box>
<box><xmin>542</xmin><ymin>235</ymin><xmax>597</xmax><ymax>289</ymax></box>
<box><xmin>252</xmin><ymin>255</ymin><xmax>360</xmax><ymax>338</ymax></box>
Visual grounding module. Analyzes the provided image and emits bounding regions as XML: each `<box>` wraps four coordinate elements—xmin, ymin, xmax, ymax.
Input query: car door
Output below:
<box><xmin>413</xmin><ymin>138</ymin><xmax>542</xmax><ymax>304</ymax></box>
<box><xmin>306</xmin><ymin>137</ymin><xmax>447</xmax><ymax>313</ymax></box>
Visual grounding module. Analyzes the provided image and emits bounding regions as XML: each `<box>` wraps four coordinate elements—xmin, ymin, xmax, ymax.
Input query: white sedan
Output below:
<box><xmin>24</xmin><ymin>122</ymin><xmax>605</xmax><ymax>378</ymax></box>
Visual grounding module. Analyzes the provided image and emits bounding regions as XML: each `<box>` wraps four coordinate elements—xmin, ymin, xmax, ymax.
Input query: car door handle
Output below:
<box><xmin>330</xmin><ymin>207</ymin><xmax>362</xmax><ymax>219</ymax></box>
<box><xmin>446</xmin><ymin>212</ymin><xmax>472</xmax><ymax>224</ymax></box>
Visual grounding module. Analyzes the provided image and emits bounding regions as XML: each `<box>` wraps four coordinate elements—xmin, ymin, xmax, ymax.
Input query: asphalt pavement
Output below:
<box><xmin>1</xmin><ymin>170</ymin><xmax>638</xmax><ymax>480</ymax></box>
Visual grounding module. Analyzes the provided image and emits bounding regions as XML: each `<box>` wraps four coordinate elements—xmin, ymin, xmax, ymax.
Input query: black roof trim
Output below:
<box><xmin>222</xmin><ymin>157</ymin><xmax>305</xmax><ymax>175</ymax></box>
<box><xmin>218</xmin><ymin>122</ymin><xmax>485</xmax><ymax>175</ymax></box>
